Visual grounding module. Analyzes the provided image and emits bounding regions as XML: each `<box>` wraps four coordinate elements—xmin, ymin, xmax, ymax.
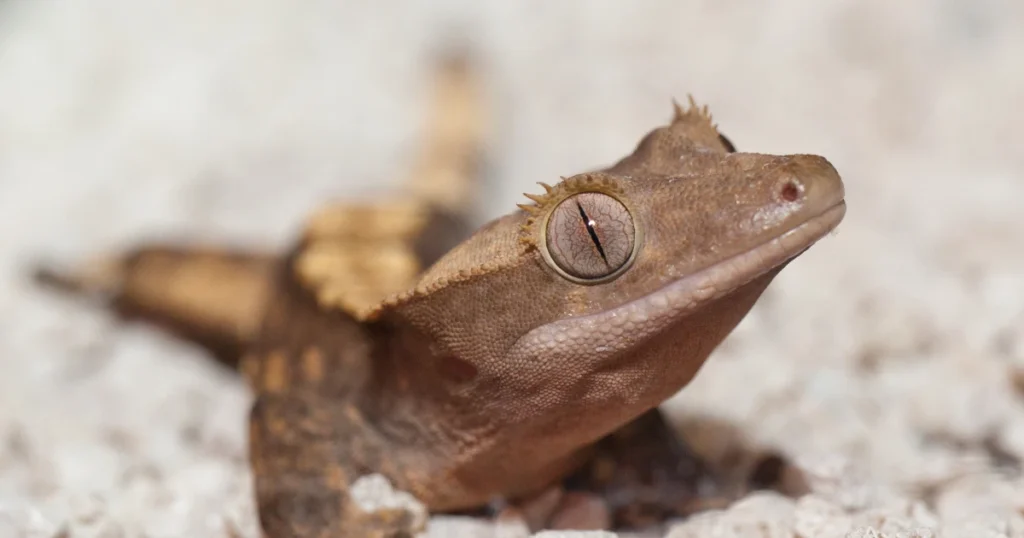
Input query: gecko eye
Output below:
<box><xmin>544</xmin><ymin>192</ymin><xmax>637</xmax><ymax>282</ymax></box>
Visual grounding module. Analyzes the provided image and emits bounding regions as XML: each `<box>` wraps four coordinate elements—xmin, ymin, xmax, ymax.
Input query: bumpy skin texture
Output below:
<box><xmin>34</xmin><ymin>54</ymin><xmax>846</xmax><ymax>537</ymax></box>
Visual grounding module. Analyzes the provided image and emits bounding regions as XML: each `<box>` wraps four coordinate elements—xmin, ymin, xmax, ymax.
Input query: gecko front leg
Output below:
<box><xmin>250</xmin><ymin>391</ymin><xmax>427</xmax><ymax>538</ymax></box>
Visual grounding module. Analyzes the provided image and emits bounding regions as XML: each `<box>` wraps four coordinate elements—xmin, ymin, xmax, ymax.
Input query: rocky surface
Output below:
<box><xmin>1</xmin><ymin>1</ymin><xmax>1022</xmax><ymax>536</ymax></box>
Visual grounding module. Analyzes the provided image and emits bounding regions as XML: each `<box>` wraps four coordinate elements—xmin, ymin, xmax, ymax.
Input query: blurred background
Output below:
<box><xmin>0</xmin><ymin>1</ymin><xmax>1021</xmax><ymax>536</ymax></box>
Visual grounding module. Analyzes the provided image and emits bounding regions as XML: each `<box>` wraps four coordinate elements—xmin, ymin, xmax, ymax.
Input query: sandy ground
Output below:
<box><xmin>1</xmin><ymin>1</ymin><xmax>1023</xmax><ymax>537</ymax></box>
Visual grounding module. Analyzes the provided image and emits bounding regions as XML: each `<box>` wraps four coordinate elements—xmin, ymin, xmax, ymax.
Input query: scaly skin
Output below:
<box><xmin>34</xmin><ymin>54</ymin><xmax>846</xmax><ymax>537</ymax></box>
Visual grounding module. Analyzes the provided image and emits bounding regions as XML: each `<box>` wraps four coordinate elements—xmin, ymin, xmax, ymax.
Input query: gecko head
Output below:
<box><xmin>489</xmin><ymin>136</ymin><xmax>846</xmax><ymax>417</ymax></box>
<box><xmin>508</xmin><ymin>151</ymin><xmax>845</xmax><ymax>396</ymax></box>
<box><xmin>383</xmin><ymin>103</ymin><xmax>845</xmax><ymax>440</ymax></box>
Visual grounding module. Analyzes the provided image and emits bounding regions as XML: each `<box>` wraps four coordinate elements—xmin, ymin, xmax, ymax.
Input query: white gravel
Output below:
<box><xmin>1</xmin><ymin>1</ymin><xmax>1022</xmax><ymax>537</ymax></box>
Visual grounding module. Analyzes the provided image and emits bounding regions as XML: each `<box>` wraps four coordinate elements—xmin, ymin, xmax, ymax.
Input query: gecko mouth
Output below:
<box><xmin>509</xmin><ymin>200</ymin><xmax>847</xmax><ymax>361</ymax></box>
<box><xmin>676</xmin><ymin>200</ymin><xmax>849</xmax><ymax>300</ymax></box>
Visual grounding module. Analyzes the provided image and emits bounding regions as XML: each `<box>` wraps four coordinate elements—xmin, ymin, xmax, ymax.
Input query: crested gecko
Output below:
<box><xmin>34</xmin><ymin>54</ymin><xmax>846</xmax><ymax>537</ymax></box>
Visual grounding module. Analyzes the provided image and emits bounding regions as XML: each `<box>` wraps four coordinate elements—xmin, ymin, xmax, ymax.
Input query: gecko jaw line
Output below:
<box><xmin>511</xmin><ymin>201</ymin><xmax>846</xmax><ymax>359</ymax></box>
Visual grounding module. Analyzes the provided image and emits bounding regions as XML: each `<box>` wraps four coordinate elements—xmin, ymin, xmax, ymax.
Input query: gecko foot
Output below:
<box><xmin>563</xmin><ymin>408</ymin><xmax>809</xmax><ymax>531</ymax></box>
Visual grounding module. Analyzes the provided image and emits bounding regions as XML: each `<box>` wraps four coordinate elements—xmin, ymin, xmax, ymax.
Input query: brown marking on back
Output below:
<box><xmin>302</xmin><ymin>347</ymin><xmax>326</xmax><ymax>384</ymax></box>
<box><xmin>240</xmin><ymin>352</ymin><xmax>262</xmax><ymax>385</ymax></box>
<box><xmin>260</xmin><ymin>351</ymin><xmax>290</xmax><ymax>394</ymax></box>
<box><xmin>342</xmin><ymin>403</ymin><xmax>367</xmax><ymax>427</ymax></box>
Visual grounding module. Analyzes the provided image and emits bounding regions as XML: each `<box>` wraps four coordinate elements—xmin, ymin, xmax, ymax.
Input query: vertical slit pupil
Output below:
<box><xmin>576</xmin><ymin>201</ymin><xmax>609</xmax><ymax>265</ymax></box>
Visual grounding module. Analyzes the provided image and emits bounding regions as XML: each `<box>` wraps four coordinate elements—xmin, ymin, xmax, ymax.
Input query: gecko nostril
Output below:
<box><xmin>779</xmin><ymin>180</ymin><xmax>802</xmax><ymax>203</ymax></box>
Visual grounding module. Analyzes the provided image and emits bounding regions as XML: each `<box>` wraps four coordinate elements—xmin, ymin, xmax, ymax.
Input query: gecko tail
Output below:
<box><xmin>406</xmin><ymin>48</ymin><xmax>490</xmax><ymax>215</ymax></box>
<box><xmin>32</xmin><ymin>245</ymin><xmax>279</xmax><ymax>369</ymax></box>
<box><xmin>32</xmin><ymin>255</ymin><xmax>126</xmax><ymax>299</ymax></box>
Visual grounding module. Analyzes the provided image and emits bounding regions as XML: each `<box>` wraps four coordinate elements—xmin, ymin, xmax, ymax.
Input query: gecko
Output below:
<box><xmin>33</xmin><ymin>54</ymin><xmax>846</xmax><ymax>537</ymax></box>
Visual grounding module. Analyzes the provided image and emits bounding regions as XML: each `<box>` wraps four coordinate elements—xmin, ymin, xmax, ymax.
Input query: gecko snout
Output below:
<box><xmin>778</xmin><ymin>154</ymin><xmax>845</xmax><ymax>212</ymax></box>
